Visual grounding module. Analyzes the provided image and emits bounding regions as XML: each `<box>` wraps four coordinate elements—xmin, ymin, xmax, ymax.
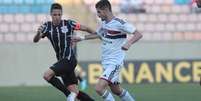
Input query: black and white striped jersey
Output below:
<box><xmin>41</xmin><ymin>19</ymin><xmax>80</xmax><ymax>60</ymax></box>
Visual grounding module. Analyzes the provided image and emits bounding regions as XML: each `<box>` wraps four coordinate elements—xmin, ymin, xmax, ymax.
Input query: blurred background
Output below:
<box><xmin>0</xmin><ymin>0</ymin><xmax>200</xmax><ymax>101</ymax></box>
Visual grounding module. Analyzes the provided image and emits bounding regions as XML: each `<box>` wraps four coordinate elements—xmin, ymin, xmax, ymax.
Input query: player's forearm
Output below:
<box><xmin>80</xmin><ymin>25</ymin><xmax>96</xmax><ymax>34</ymax></box>
<box><xmin>126</xmin><ymin>30</ymin><xmax>142</xmax><ymax>45</ymax></box>
<box><xmin>33</xmin><ymin>32</ymin><xmax>41</xmax><ymax>43</ymax></box>
<box><xmin>83</xmin><ymin>34</ymin><xmax>100</xmax><ymax>40</ymax></box>
<box><xmin>86</xmin><ymin>27</ymin><xmax>96</xmax><ymax>34</ymax></box>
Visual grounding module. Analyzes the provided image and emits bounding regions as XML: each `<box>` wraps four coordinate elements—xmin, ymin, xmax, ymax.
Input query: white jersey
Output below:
<box><xmin>96</xmin><ymin>18</ymin><xmax>136</xmax><ymax>66</ymax></box>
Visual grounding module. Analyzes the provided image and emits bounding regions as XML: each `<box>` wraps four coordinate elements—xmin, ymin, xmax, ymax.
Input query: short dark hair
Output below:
<box><xmin>50</xmin><ymin>3</ymin><xmax>62</xmax><ymax>12</ymax></box>
<box><xmin>95</xmin><ymin>0</ymin><xmax>112</xmax><ymax>11</ymax></box>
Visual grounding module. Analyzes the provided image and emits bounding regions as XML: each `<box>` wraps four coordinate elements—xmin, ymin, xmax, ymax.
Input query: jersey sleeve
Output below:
<box><xmin>120</xmin><ymin>22</ymin><xmax>136</xmax><ymax>34</ymax></box>
<box><xmin>69</xmin><ymin>20</ymin><xmax>81</xmax><ymax>30</ymax></box>
<box><xmin>41</xmin><ymin>22</ymin><xmax>49</xmax><ymax>38</ymax></box>
<box><xmin>96</xmin><ymin>26</ymin><xmax>102</xmax><ymax>36</ymax></box>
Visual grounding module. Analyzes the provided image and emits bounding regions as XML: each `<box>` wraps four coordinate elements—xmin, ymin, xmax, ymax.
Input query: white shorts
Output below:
<box><xmin>99</xmin><ymin>64</ymin><xmax>121</xmax><ymax>84</ymax></box>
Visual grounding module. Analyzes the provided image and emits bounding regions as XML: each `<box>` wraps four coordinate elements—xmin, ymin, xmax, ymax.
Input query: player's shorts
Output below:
<box><xmin>50</xmin><ymin>56</ymin><xmax>78</xmax><ymax>85</ymax></box>
<box><xmin>61</xmin><ymin>72</ymin><xmax>78</xmax><ymax>86</ymax></box>
<box><xmin>99</xmin><ymin>64</ymin><xmax>121</xmax><ymax>85</ymax></box>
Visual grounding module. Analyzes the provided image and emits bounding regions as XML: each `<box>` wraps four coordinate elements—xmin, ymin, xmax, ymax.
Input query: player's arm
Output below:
<box><xmin>33</xmin><ymin>24</ymin><xmax>46</xmax><ymax>43</ymax></box>
<box><xmin>82</xmin><ymin>34</ymin><xmax>100</xmax><ymax>40</ymax></box>
<box><xmin>72</xmin><ymin>34</ymin><xmax>99</xmax><ymax>43</ymax></box>
<box><xmin>71</xmin><ymin>20</ymin><xmax>96</xmax><ymax>34</ymax></box>
<box><xmin>122</xmin><ymin>30</ymin><xmax>142</xmax><ymax>50</ymax></box>
<box><xmin>79</xmin><ymin>24</ymin><xmax>96</xmax><ymax>34</ymax></box>
<box><xmin>120</xmin><ymin>21</ymin><xmax>143</xmax><ymax>50</ymax></box>
<box><xmin>72</xmin><ymin>22</ymin><xmax>99</xmax><ymax>42</ymax></box>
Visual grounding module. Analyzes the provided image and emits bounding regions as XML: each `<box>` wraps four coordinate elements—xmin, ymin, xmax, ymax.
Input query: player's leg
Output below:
<box><xmin>64</xmin><ymin>57</ymin><xmax>94</xmax><ymax>101</ymax></box>
<box><xmin>109</xmin><ymin>84</ymin><xmax>135</xmax><ymax>101</ymax></box>
<box><xmin>64</xmin><ymin>57</ymin><xmax>79</xmax><ymax>101</ymax></box>
<box><xmin>62</xmin><ymin>72</ymin><xmax>94</xmax><ymax>101</ymax></box>
<box><xmin>107</xmin><ymin>64</ymin><xmax>135</xmax><ymax>101</ymax></box>
<box><xmin>44</xmin><ymin>58</ymin><xmax>77</xmax><ymax>98</ymax></box>
<box><xmin>43</xmin><ymin>68</ymin><xmax>70</xmax><ymax>97</ymax></box>
<box><xmin>67</xmin><ymin>84</ymin><xmax>79</xmax><ymax>101</ymax></box>
<box><xmin>78</xmin><ymin>75</ymin><xmax>87</xmax><ymax>91</ymax></box>
<box><xmin>75</xmin><ymin>68</ymin><xmax>87</xmax><ymax>91</ymax></box>
<box><xmin>95</xmin><ymin>64</ymin><xmax>120</xmax><ymax>101</ymax></box>
<box><xmin>95</xmin><ymin>79</ymin><xmax>115</xmax><ymax>101</ymax></box>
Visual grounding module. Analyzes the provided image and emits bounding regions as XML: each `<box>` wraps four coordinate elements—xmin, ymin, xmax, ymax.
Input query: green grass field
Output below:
<box><xmin>0</xmin><ymin>83</ymin><xmax>200</xmax><ymax>101</ymax></box>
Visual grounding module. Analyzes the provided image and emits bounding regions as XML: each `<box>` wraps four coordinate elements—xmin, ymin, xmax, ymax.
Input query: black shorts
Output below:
<box><xmin>50</xmin><ymin>57</ymin><xmax>78</xmax><ymax>85</ymax></box>
<box><xmin>61</xmin><ymin>73</ymin><xmax>78</xmax><ymax>86</ymax></box>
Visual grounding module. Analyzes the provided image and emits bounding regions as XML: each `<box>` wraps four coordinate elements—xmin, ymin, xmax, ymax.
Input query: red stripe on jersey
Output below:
<box><xmin>99</xmin><ymin>77</ymin><xmax>112</xmax><ymax>84</ymax></box>
<box><xmin>107</xmin><ymin>30</ymin><xmax>121</xmax><ymax>34</ymax></box>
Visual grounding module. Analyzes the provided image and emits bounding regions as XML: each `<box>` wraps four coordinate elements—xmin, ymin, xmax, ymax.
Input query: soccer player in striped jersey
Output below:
<box><xmin>72</xmin><ymin>0</ymin><xmax>142</xmax><ymax>101</ymax></box>
<box><xmin>33</xmin><ymin>3</ymin><xmax>94</xmax><ymax>101</ymax></box>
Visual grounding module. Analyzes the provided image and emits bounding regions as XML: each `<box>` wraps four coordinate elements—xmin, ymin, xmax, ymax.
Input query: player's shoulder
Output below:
<box><xmin>113</xmin><ymin>17</ymin><xmax>126</xmax><ymax>25</ymax></box>
<box><xmin>42</xmin><ymin>21</ymin><xmax>51</xmax><ymax>26</ymax></box>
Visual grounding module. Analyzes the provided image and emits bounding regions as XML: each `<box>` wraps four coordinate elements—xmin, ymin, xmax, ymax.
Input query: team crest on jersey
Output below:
<box><xmin>61</xmin><ymin>26</ymin><xmax>68</xmax><ymax>33</ymax></box>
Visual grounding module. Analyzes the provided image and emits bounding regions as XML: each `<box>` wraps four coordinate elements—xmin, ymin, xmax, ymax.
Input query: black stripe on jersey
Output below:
<box><xmin>105</xmin><ymin>34</ymin><xmax>126</xmax><ymax>39</ymax></box>
<box><xmin>56</xmin><ymin>26</ymin><xmax>61</xmax><ymax>59</ymax></box>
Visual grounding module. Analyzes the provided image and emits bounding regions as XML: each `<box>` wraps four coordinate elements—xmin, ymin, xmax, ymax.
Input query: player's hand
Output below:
<box><xmin>37</xmin><ymin>25</ymin><xmax>45</xmax><ymax>34</ymax></box>
<box><xmin>71</xmin><ymin>36</ymin><xmax>84</xmax><ymax>43</ymax></box>
<box><xmin>121</xmin><ymin>44</ymin><xmax>131</xmax><ymax>51</ymax></box>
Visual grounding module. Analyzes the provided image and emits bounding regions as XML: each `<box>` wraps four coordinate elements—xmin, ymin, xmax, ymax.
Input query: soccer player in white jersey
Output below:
<box><xmin>72</xmin><ymin>0</ymin><xmax>142</xmax><ymax>101</ymax></box>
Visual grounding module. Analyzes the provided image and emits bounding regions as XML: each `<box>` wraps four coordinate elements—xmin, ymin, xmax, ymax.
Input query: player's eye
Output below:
<box><xmin>53</xmin><ymin>14</ymin><xmax>61</xmax><ymax>16</ymax></box>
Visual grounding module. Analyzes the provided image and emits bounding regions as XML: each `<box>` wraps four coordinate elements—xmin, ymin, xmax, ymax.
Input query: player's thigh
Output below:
<box><xmin>50</xmin><ymin>58</ymin><xmax>76</xmax><ymax>76</ymax></box>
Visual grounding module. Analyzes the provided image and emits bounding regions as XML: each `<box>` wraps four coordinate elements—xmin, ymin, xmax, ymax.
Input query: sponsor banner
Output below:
<box><xmin>76</xmin><ymin>59</ymin><xmax>201</xmax><ymax>84</ymax></box>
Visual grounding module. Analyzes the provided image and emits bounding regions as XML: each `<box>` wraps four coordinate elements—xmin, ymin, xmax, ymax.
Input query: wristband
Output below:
<box><xmin>80</xmin><ymin>36</ymin><xmax>85</xmax><ymax>40</ymax></box>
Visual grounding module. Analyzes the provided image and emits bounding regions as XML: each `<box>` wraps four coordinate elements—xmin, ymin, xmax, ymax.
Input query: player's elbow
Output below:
<box><xmin>134</xmin><ymin>30</ymin><xmax>143</xmax><ymax>40</ymax></box>
<box><xmin>87</xmin><ymin>28</ymin><xmax>95</xmax><ymax>34</ymax></box>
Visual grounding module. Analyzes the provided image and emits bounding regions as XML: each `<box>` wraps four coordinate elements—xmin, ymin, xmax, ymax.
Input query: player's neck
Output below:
<box><xmin>52</xmin><ymin>20</ymin><xmax>61</xmax><ymax>26</ymax></box>
<box><xmin>105</xmin><ymin>13</ymin><xmax>115</xmax><ymax>23</ymax></box>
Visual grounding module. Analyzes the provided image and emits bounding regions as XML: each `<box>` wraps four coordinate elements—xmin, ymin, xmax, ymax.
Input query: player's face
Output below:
<box><xmin>51</xmin><ymin>9</ymin><xmax>62</xmax><ymax>25</ymax></box>
<box><xmin>96</xmin><ymin>8</ymin><xmax>107</xmax><ymax>21</ymax></box>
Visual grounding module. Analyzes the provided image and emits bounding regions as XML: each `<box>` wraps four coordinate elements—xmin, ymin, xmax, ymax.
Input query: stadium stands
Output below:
<box><xmin>0</xmin><ymin>0</ymin><xmax>200</xmax><ymax>42</ymax></box>
<box><xmin>0</xmin><ymin>0</ymin><xmax>53</xmax><ymax>42</ymax></box>
<box><xmin>83</xmin><ymin>0</ymin><xmax>201</xmax><ymax>41</ymax></box>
